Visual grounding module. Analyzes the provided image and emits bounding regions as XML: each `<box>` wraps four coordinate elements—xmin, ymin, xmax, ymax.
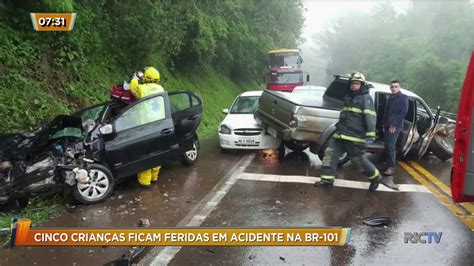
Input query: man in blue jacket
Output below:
<box><xmin>383</xmin><ymin>80</ymin><xmax>409</xmax><ymax>179</ymax></box>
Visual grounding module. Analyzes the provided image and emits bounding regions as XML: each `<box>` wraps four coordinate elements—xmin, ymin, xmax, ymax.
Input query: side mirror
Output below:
<box><xmin>306</xmin><ymin>74</ymin><xmax>310</xmax><ymax>82</ymax></box>
<box><xmin>222</xmin><ymin>109</ymin><xmax>229</xmax><ymax>114</ymax></box>
<box><xmin>99</xmin><ymin>124</ymin><xmax>113</xmax><ymax>135</ymax></box>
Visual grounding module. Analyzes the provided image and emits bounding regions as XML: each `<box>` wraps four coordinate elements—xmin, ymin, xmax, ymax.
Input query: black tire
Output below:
<box><xmin>429</xmin><ymin>134</ymin><xmax>453</xmax><ymax>161</ymax></box>
<box><xmin>72</xmin><ymin>164</ymin><xmax>114</xmax><ymax>205</ymax></box>
<box><xmin>283</xmin><ymin>140</ymin><xmax>310</xmax><ymax>152</ymax></box>
<box><xmin>317</xmin><ymin>143</ymin><xmax>350</xmax><ymax>166</ymax></box>
<box><xmin>180</xmin><ymin>136</ymin><xmax>199</xmax><ymax>165</ymax></box>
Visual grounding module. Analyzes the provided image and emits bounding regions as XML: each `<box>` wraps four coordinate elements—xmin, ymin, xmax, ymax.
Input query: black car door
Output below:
<box><xmin>104</xmin><ymin>93</ymin><xmax>180</xmax><ymax>178</ymax></box>
<box><xmin>323</xmin><ymin>76</ymin><xmax>348</xmax><ymax>109</ymax></box>
<box><xmin>169</xmin><ymin>91</ymin><xmax>202</xmax><ymax>150</ymax></box>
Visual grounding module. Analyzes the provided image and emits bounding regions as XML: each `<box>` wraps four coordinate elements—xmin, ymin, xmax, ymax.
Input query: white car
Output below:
<box><xmin>219</xmin><ymin>91</ymin><xmax>281</xmax><ymax>150</ymax></box>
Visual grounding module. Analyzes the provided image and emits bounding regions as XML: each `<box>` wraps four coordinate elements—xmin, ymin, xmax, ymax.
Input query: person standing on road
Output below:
<box><xmin>314</xmin><ymin>72</ymin><xmax>397</xmax><ymax>191</ymax></box>
<box><xmin>130</xmin><ymin>66</ymin><xmax>165</xmax><ymax>188</ymax></box>
<box><xmin>382</xmin><ymin>80</ymin><xmax>409</xmax><ymax>179</ymax></box>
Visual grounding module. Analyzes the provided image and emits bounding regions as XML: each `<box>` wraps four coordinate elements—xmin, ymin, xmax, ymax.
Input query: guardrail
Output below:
<box><xmin>433</xmin><ymin>110</ymin><xmax>457</xmax><ymax>121</ymax></box>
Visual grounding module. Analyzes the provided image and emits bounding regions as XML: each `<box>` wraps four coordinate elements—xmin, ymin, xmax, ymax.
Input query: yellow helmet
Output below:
<box><xmin>350</xmin><ymin>72</ymin><xmax>366</xmax><ymax>83</ymax></box>
<box><xmin>144</xmin><ymin>67</ymin><xmax>160</xmax><ymax>83</ymax></box>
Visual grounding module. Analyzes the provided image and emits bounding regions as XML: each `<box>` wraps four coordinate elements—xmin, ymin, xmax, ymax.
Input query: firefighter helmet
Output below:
<box><xmin>144</xmin><ymin>67</ymin><xmax>160</xmax><ymax>83</ymax></box>
<box><xmin>350</xmin><ymin>72</ymin><xmax>366</xmax><ymax>83</ymax></box>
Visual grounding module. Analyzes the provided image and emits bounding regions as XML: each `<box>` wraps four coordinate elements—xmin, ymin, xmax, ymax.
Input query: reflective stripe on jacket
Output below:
<box><xmin>130</xmin><ymin>81</ymin><xmax>164</xmax><ymax>99</ymax></box>
<box><xmin>335</xmin><ymin>85</ymin><xmax>377</xmax><ymax>142</ymax></box>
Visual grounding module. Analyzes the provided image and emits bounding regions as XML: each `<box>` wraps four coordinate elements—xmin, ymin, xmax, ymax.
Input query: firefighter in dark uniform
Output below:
<box><xmin>314</xmin><ymin>72</ymin><xmax>395</xmax><ymax>191</ymax></box>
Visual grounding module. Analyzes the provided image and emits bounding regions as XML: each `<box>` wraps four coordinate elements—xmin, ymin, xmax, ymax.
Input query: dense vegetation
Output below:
<box><xmin>316</xmin><ymin>1</ymin><xmax>474</xmax><ymax>112</ymax></box>
<box><xmin>0</xmin><ymin>0</ymin><xmax>304</xmax><ymax>135</ymax></box>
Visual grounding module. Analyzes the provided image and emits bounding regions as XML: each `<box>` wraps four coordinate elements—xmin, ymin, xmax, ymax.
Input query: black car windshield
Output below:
<box><xmin>230</xmin><ymin>96</ymin><xmax>259</xmax><ymax>114</ymax></box>
<box><xmin>73</xmin><ymin>103</ymin><xmax>109</xmax><ymax>133</ymax></box>
<box><xmin>268</xmin><ymin>72</ymin><xmax>303</xmax><ymax>84</ymax></box>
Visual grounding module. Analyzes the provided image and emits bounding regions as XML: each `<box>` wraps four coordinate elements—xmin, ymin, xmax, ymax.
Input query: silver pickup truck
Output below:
<box><xmin>255</xmin><ymin>75</ymin><xmax>453</xmax><ymax>165</ymax></box>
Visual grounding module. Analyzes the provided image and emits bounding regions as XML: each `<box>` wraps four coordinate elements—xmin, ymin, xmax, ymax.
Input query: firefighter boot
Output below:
<box><xmin>369</xmin><ymin>177</ymin><xmax>379</xmax><ymax>192</ymax></box>
<box><xmin>137</xmin><ymin>169</ymin><xmax>152</xmax><ymax>188</ymax></box>
<box><xmin>380</xmin><ymin>175</ymin><xmax>400</xmax><ymax>191</ymax></box>
<box><xmin>314</xmin><ymin>178</ymin><xmax>334</xmax><ymax>188</ymax></box>
<box><xmin>151</xmin><ymin>166</ymin><xmax>161</xmax><ymax>182</ymax></box>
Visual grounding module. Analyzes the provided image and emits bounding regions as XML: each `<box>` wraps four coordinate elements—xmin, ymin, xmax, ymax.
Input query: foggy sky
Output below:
<box><xmin>300</xmin><ymin>0</ymin><xmax>410</xmax><ymax>85</ymax></box>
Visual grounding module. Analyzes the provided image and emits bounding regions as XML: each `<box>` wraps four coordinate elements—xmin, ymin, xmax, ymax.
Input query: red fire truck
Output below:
<box><xmin>265</xmin><ymin>49</ymin><xmax>309</xmax><ymax>92</ymax></box>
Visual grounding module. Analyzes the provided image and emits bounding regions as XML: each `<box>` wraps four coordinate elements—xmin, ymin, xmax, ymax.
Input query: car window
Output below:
<box><xmin>416</xmin><ymin>99</ymin><xmax>432</xmax><ymax>119</ymax></box>
<box><xmin>324</xmin><ymin>79</ymin><xmax>348</xmax><ymax>100</ymax></box>
<box><xmin>191</xmin><ymin>95</ymin><xmax>200</xmax><ymax>107</ymax></box>
<box><xmin>293</xmin><ymin>89</ymin><xmax>324</xmax><ymax>98</ymax></box>
<box><xmin>103</xmin><ymin>103</ymin><xmax>127</xmax><ymax>124</ymax></box>
<box><xmin>415</xmin><ymin>99</ymin><xmax>433</xmax><ymax>134</ymax></box>
<box><xmin>230</xmin><ymin>96</ymin><xmax>259</xmax><ymax>114</ymax></box>
<box><xmin>77</xmin><ymin>104</ymin><xmax>106</xmax><ymax>122</ymax></box>
<box><xmin>269</xmin><ymin>54</ymin><xmax>300</xmax><ymax>68</ymax></box>
<box><xmin>75</xmin><ymin>104</ymin><xmax>108</xmax><ymax>132</ymax></box>
<box><xmin>170</xmin><ymin>92</ymin><xmax>191</xmax><ymax>113</ymax></box>
<box><xmin>115</xmin><ymin>96</ymin><xmax>166</xmax><ymax>132</ymax></box>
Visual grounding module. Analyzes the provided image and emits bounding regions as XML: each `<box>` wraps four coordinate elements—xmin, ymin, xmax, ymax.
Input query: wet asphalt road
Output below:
<box><xmin>1</xmin><ymin>135</ymin><xmax>473</xmax><ymax>265</ymax></box>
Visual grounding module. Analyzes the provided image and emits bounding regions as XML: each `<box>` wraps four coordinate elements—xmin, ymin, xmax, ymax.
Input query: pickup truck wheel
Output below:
<box><xmin>72</xmin><ymin>164</ymin><xmax>114</xmax><ymax>205</ymax></box>
<box><xmin>283</xmin><ymin>140</ymin><xmax>310</xmax><ymax>152</ymax></box>
<box><xmin>429</xmin><ymin>134</ymin><xmax>453</xmax><ymax>161</ymax></box>
<box><xmin>318</xmin><ymin>146</ymin><xmax>350</xmax><ymax>166</ymax></box>
<box><xmin>181</xmin><ymin>137</ymin><xmax>199</xmax><ymax>165</ymax></box>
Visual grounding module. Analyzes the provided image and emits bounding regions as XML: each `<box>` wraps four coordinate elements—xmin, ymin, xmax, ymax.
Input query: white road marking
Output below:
<box><xmin>238</xmin><ymin>173</ymin><xmax>431</xmax><ymax>193</ymax></box>
<box><xmin>142</xmin><ymin>154</ymin><xmax>255</xmax><ymax>266</ymax></box>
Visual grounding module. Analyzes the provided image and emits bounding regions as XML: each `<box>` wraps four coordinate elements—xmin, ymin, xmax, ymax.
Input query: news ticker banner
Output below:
<box><xmin>10</xmin><ymin>219</ymin><xmax>351</xmax><ymax>247</ymax></box>
<box><xmin>30</xmin><ymin>13</ymin><xmax>77</xmax><ymax>31</ymax></box>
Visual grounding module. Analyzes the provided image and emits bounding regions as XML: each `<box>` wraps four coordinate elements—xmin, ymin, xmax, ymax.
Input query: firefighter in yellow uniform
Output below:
<box><xmin>130</xmin><ymin>66</ymin><xmax>164</xmax><ymax>187</ymax></box>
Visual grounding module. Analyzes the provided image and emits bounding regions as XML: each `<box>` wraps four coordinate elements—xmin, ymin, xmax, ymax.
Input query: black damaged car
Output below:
<box><xmin>0</xmin><ymin>91</ymin><xmax>202</xmax><ymax>205</ymax></box>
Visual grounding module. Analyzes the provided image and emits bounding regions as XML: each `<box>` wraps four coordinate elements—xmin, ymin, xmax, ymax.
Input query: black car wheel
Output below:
<box><xmin>72</xmin><ymin>164</ymin><xmax>114</xmax><ymax>205</ymax></box>
<box><xmin>429</xmin><ymin>134</ymin><xmax>453</xmax><ymax>161</ymax></box>
<box><xmin>181</xmin><ymin>137</ymin><xmax>199</xmax><ymax>165</ymax></box>
<box><xmin>283</xmin><ymin>140</ymin><xmax>310</xmax><ymax>152</ymax></box>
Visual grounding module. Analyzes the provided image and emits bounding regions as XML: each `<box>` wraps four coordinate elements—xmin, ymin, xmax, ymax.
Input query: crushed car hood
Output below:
<box><xmin>0</xmin><ymin>115</ymin><xmax>83</xmax><ymax>161</ymax></box>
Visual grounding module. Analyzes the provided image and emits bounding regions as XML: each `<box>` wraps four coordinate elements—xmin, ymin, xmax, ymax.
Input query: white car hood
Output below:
<box><xmin>220</xmin><ymin>114</ymin><xmax>262</xmax><ymax>129</ymax></box>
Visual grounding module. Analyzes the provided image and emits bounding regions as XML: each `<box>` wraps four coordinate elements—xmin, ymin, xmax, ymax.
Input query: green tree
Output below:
<box><xmin>315</xmin><ymin>1</ymin><xmax>474</xmax><ymax>112</ymax></box>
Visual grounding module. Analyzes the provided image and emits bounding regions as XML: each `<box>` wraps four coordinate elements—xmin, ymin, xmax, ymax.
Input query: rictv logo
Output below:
<box><xmin>404</xmin><ymin>232</ymin><xmax>443</xmax><ymax>244</ymax></box>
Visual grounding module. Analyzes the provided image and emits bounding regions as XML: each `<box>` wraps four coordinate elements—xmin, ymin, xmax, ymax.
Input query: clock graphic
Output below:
<box><xmin>30</xmin><ymin>13</ymin><xmax>77</xmax><ymax>31</ymax></box>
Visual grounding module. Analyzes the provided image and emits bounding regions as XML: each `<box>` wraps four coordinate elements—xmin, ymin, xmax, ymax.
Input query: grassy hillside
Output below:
<box><xmin>0</xmin><ymin>24</ymin><xmax>257</xmax><ymax>138</ymax></box>
<box><xmin>0</xmin><ymin>0</ymin><xmax>303</xmax><ymax>135</ymax></box>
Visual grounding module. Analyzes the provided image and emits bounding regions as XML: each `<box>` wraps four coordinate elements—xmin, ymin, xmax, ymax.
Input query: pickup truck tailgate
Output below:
<box><xmin>257</xmin><ymin>90</ymin><xmax>295</xmax><ymax>131</ymax></box>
